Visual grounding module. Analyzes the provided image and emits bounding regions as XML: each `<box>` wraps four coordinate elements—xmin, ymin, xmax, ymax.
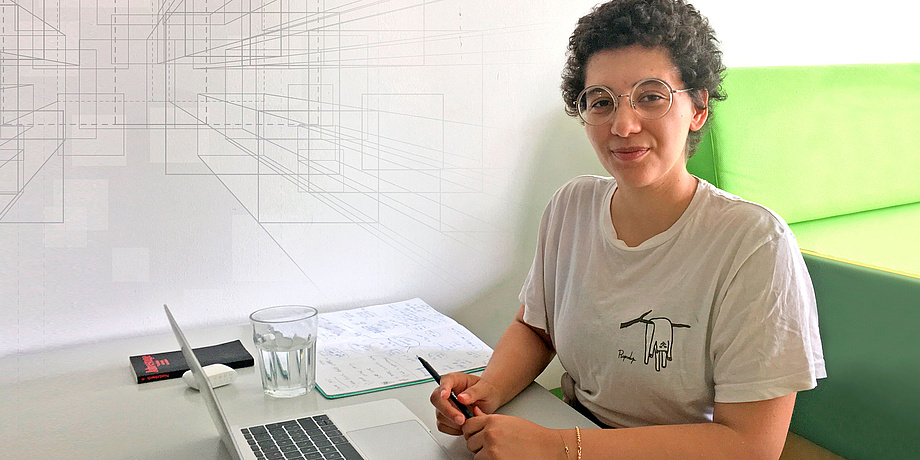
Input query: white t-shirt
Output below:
<box><xmin>519</xmin><ymin>175</ymin><xmax>826</xmax><ymax>428</ymax></box>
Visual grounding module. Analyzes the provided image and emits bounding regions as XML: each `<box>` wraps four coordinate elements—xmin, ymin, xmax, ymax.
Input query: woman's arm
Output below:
<box><xmin>432</xmin><ymin>304</ymin><xmax>556</xmax><ymax>431</ymax></box>
<box><xmin>575</xmin><ymin>393</ymin><xmax>795</xmax><ymax>459</ymax></box>
<box><xmin>462</xmin><ymin>392</ymin><xmax>796</xmax><ymax>460</ymax></box>
<box><xmin>476</xmin><ymin>304</ymin><xmax>557</xmax><ymax>405</ymax></box>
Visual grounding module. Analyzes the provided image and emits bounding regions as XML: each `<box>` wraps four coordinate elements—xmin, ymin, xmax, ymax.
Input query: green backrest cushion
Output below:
<box><xmin>691</xmin><ymin>63</ymin><xmax>920</xmax><ymax>224</ymax></box>
<box><xmin>793</xmin><ymin>254</ymin><xmax>920</xmax><ymax>459</ymax></box>
<box><xmin>687</xmin><ymin>128</ymin><xmax>718</xmax><ymax>186</ymax></box>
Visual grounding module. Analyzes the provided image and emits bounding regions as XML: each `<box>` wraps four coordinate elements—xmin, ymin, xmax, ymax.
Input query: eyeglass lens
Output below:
<box><xmin>577</xmin><ymin>79</ymin><xmax>674</xmax><ymax>124</ymax></box>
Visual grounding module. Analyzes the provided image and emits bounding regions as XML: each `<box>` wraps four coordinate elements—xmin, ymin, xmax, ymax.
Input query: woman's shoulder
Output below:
<box><xmin>552</xmin><ymin>175</ymin><xmax>614</xmax><ymax>203</ymax></box>
<box><xmin>695</xmin><ymin>179</ymin><xmax>792</xmax><ymax>239</ymax></box>
<box><xmin>538</xmin><ymin>175</ymin><xmax>613</xmax><ymax>226</ymax></box>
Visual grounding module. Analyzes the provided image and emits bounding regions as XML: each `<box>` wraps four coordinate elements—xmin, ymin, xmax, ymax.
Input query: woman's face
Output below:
<box><xmin>583</xmin><ymin>45</ymin><xmax>708</xmax><ymax>192</ymax></box>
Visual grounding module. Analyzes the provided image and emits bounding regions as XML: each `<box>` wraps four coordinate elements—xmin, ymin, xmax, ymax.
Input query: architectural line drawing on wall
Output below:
<box><xmin>2</xmin><ymin>0</ymin><xmax>557</xmax><ymax>302</ymax></box>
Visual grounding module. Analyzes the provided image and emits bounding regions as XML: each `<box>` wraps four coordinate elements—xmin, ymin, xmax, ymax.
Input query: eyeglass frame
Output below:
<box><xmin>575</xmin><ymin>77</ymin><xmax>697</xmax><ymax>125</ymax></box>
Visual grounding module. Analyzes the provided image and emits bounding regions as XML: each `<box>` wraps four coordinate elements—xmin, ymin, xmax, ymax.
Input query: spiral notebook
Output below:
<box><xmin>315</xmin><ymin>298</ymin><xmax>493</xmax><ymax>399</ymax></box>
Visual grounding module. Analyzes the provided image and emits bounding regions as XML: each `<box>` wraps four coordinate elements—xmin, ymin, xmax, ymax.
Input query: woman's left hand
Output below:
<box><xmin>461</xmin><ymin>407</ymin><xmax>565</xmax><ymax>460</ymax></box>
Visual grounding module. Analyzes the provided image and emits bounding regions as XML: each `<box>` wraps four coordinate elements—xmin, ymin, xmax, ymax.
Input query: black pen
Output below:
<box><xmin>417</xmin><ymin>356</ymin><xmax>475</xmax><ymax>419</ymax></box>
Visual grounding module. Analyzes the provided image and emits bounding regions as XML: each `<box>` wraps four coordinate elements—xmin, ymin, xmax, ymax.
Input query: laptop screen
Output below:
<box><xmin>164</xmin><ymin>305</ymin><xmax>240</xmax><ymax>459</ymax></box>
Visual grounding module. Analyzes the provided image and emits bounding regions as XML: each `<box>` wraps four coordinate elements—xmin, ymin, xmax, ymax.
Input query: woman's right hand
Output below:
<box><xmin>429</xmin><ymin>372</ymin><xmax>503</xmax><ymax>436</ymax></box>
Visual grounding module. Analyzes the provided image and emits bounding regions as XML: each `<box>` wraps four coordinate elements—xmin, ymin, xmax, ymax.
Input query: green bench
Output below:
<box><xmin>687</xmin><ymin>62</ymin><xmax>920</xmax><ymax>459</ymax></box>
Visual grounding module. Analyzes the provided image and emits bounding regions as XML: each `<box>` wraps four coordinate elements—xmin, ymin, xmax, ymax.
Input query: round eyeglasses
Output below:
<box><xmin>576</xmin><ymin>78</ymin><xmax>695</xmax><ymax>125</ymax></box>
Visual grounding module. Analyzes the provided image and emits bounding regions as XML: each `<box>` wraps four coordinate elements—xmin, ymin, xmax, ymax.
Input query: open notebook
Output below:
<box><xmin>315</xmin><ymin>298</ymin><xmax>493</xmax><ymax>398</ymax></box>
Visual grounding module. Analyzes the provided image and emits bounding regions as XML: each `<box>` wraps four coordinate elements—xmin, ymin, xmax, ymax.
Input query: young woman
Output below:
<box><xmin>431</xmin><ymin>1</ymin><xmax>826</xmax><ymax>459</ymax></box>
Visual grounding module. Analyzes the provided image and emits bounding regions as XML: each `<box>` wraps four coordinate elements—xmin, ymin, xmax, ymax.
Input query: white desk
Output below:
<box><xmin>1</xmin><ymin>323</ymin><xmax>596</xmax><ymax>459</ymax></box>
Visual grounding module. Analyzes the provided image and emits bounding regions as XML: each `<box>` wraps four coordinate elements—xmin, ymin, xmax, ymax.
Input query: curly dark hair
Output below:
<box><xmin>561</xmin><ymin>0</ymin><xmax>726</xmax><ymax>158</ymax></box>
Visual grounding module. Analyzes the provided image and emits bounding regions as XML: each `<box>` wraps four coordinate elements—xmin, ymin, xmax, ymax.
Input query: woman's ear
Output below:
<box><xmin>689</xmin><ymin>89</ymin><xmax>709</xmax><ymax>132</ymax></box>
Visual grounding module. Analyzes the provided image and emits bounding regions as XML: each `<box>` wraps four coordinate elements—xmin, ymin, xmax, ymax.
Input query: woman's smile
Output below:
<box><xmin>611</xmin><ymin>146</ymin><xmax>650</xmax><ymax>162</ymax></box>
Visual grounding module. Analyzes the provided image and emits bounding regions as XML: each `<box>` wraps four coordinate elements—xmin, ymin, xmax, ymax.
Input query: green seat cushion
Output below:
<box><xmin>789</xmin><ymin>201</ymin><xmax>920</xmax><ymax>279</ymax></box>
<box><xmin>704</xmin><ymin>63</ymin><xmax>920</xmax><ymax>224</ymax></box>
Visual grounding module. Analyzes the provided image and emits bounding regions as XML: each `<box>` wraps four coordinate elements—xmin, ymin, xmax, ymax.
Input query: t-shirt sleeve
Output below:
<box><xmin>519</xmin><ymin>198</ymin><xmax>555</xmax><ymax>334</ymax></box>
<box><xmin>710</xmin><ymin>231</ymin><xmax>827</xmax><ymax>403</ymax></box>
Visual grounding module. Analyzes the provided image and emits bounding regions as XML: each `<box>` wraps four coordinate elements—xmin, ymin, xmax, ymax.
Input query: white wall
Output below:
<box><xmin>701</xmin><ymin>0</ymin><xmax>920</xmax><ymax>67</ymax></box>
<box><xmin>2</xmin><ymin>0</ymin><xmax>917</xmax><ymax>364</ymax></box>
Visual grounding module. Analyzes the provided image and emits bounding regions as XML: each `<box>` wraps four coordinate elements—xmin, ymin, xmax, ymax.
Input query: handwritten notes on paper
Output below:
<box><xmin>314</xmin><ymin>298</ymin><xmax>493</xmax><ymax>398</ymax></box>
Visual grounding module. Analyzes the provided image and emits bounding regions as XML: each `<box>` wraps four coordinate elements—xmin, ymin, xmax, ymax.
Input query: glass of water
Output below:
<box><xmin>250</xmin><ymin>305</ymin><xmax>318</xmax><ymax>398</ymax></box>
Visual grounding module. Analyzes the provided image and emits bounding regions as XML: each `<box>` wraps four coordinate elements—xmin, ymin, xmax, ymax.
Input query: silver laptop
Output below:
<box><xmin>165</xmin><ymin>305</ymin><xmax>454</xmax><ymax>460</ymax></box>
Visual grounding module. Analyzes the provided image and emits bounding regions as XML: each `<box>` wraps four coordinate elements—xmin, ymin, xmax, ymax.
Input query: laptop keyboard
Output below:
<box><xmin>242</xmin><ymin>414</ymin><xmax>364</xmax><ymax>460</ymax></box>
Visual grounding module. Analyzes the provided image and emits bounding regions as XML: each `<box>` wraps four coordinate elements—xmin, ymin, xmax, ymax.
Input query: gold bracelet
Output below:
<box><xmin>575</xmin><ymin>426</ymin><xmax>583</xmax><ymax>460</ymax></box>
<box><xmin>558</xmin><ymin>430</ymin><xmax>570</xmax><ymax>459</ymax></box>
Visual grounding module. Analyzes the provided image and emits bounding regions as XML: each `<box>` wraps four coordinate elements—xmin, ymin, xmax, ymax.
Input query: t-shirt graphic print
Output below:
<box><xmin>619</xmin><ymin>310</ymin><xmax>690</xmax><ymax>372</ymax></box>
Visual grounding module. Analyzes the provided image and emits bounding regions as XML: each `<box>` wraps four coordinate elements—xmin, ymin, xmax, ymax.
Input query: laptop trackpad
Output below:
<box><xmin>347</xmin><ymin>420</ymin><xmax>452</xmax><ymax>460</ymax></box>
